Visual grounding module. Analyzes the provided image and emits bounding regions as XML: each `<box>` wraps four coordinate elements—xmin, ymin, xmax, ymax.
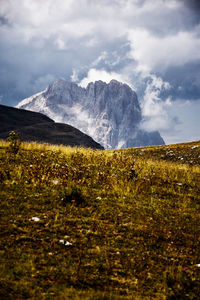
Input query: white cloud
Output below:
<box><xmin>70</xmin><ymin>69</ymin><xmax>79</xmax><ymax>82</ymax></box>
<box><xmin>79</xmin><ymin>68</ymin><xmax>132</xmax><ymax>88</ymax></box>
<box><xmin>128</xmin><ymin>28</ymin><xmax>200</xmax><ymax>72</ymax></box>
<box><xmin>140</xmin><ymin>74</ymin><xmax>175</xmax><ymax>132</ymax></box>
<box><xmin>55</xmin><ymin>38</ymin><xmax>66</xmax><ymax>50</ymax></box>
<box><xmin>0</xmin><ymin>0</ymin><xmax>126</xmax><ymax>48</ymax></box>
<box><xmin>2</xmin><ymin>0</ymin><xmax>199</xmax><ymax>61</ymax></box>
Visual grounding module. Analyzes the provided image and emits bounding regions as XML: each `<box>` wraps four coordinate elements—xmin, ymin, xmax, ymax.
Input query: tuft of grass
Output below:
<box><xmin>0</xmin><ymin>140</ymin><xmax>200</xmax><ymax>299</ymax></box>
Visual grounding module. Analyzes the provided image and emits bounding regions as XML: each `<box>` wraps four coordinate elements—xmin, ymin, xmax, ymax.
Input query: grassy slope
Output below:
<box><xmin>0</xmin><ymin>140</ymin><xmax>200</xmax><ymax>299</ymax></box>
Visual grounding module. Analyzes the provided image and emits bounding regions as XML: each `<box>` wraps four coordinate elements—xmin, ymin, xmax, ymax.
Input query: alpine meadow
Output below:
<box><xmin>1</xmin><ymin>0</ymin><xmax>200</xmax><ymax>298</ymax></box>
<box><xmin>0</xmin><ymin>138</ymin><xmax>200</xmax><ymax>299</ymax></box>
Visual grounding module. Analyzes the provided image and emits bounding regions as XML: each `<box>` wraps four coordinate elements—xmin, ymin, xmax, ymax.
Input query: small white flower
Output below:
<box><xmin>196</xmin><ymin>264</ymin><xmax>200</xmax><ymax>267</ymax></box>
<box><xmin>52</xmin><ymin>179</ymin><xmax>59</xmax><ymax>185</ymax></box>
<box><xmin>65</xmin><ymin>241</ymin><xmax>72</xmax><ymax>246</ymax></box>
<box><xmin>59</xmin><ymin>239</ymin><xmax>72</xmax><ymax>246</ymax></box>
<box><xmin>31</xmin><ymin>217</ymin><xmax>40</xmax><ymax>222</ymax></box>
<box><xmin>177</xmin><ymin>183</ymin><xmax>183</xmax><ymax>186</ymax></box>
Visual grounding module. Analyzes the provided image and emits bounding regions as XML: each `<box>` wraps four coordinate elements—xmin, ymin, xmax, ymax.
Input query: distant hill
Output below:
<box><xmin>0</xmin><ymin>104</ymin><xmax>104</xmax><ymax>149</ymax></box>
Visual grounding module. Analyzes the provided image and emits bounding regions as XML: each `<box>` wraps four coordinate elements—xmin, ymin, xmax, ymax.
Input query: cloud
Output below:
<box><xmin>163</xmin><ymin>60</ymin><xmax>200</xmax><ymax>100</ymax></box>
<box><xmin>79</xmin><ymin>68</ymin><xmax>131</xmax><ymax>88</ymax></box>
<box><xmin>32</xmin><ymin>74</ymin><xmax>56</xmax><ymax>93</ymax></box>
<box><xmin>2</xmin><ymin>0</ymin><xmax>198</xmax><ymax>53</ymax></box>
<box><xmin>183</xmin><ymin>0</ymin><xmax>200</xmax><ymax>17</ymax></box>
<box><xmin>0</xmin><ymin>0</ymin><xmax>199</xmax><ymax>143</ymax></box>
<box><xmin>128</xmin><ymin>28</ymin><xmax>200</xmax><ymax>73</ymax></box>
<box><xmin>139</xmin><ymin>74</ymin><xmax>177</xmax><ymax>132</ymax></box>
<box><xmin>70</xmin><ymin>69</ymin><xmax>79</xmax><ymax>82</ymax></box>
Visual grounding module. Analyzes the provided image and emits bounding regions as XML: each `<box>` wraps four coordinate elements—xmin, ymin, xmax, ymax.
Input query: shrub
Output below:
<box><xmin>61</xmin><ymin>185</ymin><xmax>85</xmax><ymax>206</ymax></box>
<box><xmin>7</xmin><ymin>131</ymin><xmax>21</xmax><ymax>154</ymax></box>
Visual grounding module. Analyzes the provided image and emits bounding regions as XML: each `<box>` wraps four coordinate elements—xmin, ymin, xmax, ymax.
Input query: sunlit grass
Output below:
<box><xmin>0</xmin><ymin>139</ymin><xmax>199</xmax><ymax>299</ymax></box>
<box><xmin>0</xmin><ymin>139</ymin><xmax>98</xmax><ymax>155</ymax></box>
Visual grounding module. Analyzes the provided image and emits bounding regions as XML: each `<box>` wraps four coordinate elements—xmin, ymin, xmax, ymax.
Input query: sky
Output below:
<box><xmin>0</xmin><ymin>0</ymin><xmax>200</xmax><ymax>144</ymax></box>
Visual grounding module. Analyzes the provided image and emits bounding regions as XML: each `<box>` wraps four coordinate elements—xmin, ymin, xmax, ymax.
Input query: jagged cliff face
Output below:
<box><xmin>16</xmin><ymin>79</ymin><xmax>164</xmax><ymax>149</ymax></box>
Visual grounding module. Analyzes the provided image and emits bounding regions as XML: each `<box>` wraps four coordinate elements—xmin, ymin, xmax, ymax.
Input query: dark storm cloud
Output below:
<box><xmin>0</xmin><ymin>0</ymin><xmax>199</xmax><ymax>143</ymax></box>
<box><xmin>0</xmin><ymin>0</ymin><xmax>200</xmax><ymax>107</ymax></box>
<box><xmin>163</xmin><ymin>61</ymin><xmax>200</xmax><ymax>100</ymax></box>
<box><xmin>184</xmin><ymin>0</ymin><xmax>200</xmax><ymax>14</ymax></box>
<box><xmin>179</xmin><ymin>0</ymin><xmax>200</xmax><ymax>29</ymax></box>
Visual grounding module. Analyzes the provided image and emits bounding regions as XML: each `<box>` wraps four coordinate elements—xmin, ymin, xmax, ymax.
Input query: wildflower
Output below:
<box><xmin>177</xmin><ymin>182</ymin><xmax>183</xmax><ymax>186</ymax></box>
<box><xmin>196</xmin><ymin>264</ymin><xmax>200</xmax><ymax>267</ymax></box>
<box><xmin>31</xmin><ymin>217</ymin><xmax>40</xmax><ymax>222</ymax></box>
<box><xmin>59</xmin><ymin>239</ymin><xmax>72</xmax><ymax>246</ymax></box>
<box><xmin>52</xmin><ymin>179</ymin><xmax>59</xmax><ymax>185</ymax></box>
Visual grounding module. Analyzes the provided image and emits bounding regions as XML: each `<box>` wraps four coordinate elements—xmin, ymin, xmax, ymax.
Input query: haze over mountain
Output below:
<box><xmin>0</xmin><ymin>104</ymin><xmax>103</xmax><ymax>150</ymax></box>
<box><xmin>17</xmin><ymin>79</ymin><xmax>164</xmax><ymax>149</ymax></box>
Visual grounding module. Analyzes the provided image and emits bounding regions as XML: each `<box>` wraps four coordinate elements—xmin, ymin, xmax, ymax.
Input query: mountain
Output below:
<box><xmin>16</xmin><ymin>79</ymin><xmax>165</xmax><ymax>149</ymax></box>
<box><xmin>0</xmin><ymin>104</ymin><xmax>104</xmax><ymax>149</ymax></box>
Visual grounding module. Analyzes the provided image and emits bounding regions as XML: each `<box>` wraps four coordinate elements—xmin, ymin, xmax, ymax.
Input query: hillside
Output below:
<box><xmin>0</xmin><ymin>140</ymin><xmax>199</xmax><ymax>299</ymax></box>
<box><xmin>0</xmin><ymin>104</ymin><xmax>103</xmax><ymax>150</ymax></box>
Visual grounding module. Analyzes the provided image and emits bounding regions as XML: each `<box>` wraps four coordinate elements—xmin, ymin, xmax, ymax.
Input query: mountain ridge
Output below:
<box><xmin>17</xmin><ymin>79</ymin><xmax>165</xmax><ymax>149</ymax></box>
<box><xmin>0</xmin><ymin>104</ymin><xmax>104</xmax><ymax>149</ymax></box>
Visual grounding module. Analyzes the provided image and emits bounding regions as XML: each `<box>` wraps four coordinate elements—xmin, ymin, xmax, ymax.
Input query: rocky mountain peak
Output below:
<box><xmin>16</xmin><ymin>79</ymin><xmax>165</xmax><ymax>149</ymax></box>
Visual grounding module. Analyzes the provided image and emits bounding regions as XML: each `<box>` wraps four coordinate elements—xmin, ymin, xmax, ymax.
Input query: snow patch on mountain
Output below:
<box><xmin>16</xmin><ymin>79</ymin><xmax>165</xmax><ymax>149</ymax></box>
<box><xmin>17</xmin><ymin>89</ymin><xmax>47</xmax><ymax>108</ymax></box>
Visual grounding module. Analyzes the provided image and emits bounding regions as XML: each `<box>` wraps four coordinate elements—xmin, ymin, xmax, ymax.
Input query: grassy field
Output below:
<box><xmin>0</xmin><ymin>139</ymin><xmax>200</xmax><ymax>299</ymax></box>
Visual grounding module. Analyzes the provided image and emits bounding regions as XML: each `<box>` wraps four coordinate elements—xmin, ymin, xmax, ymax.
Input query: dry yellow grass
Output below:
<box><xmin>0</xmin><ymin>139</ymin><xmax>199</xmax><ymax>299</ymax></box>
